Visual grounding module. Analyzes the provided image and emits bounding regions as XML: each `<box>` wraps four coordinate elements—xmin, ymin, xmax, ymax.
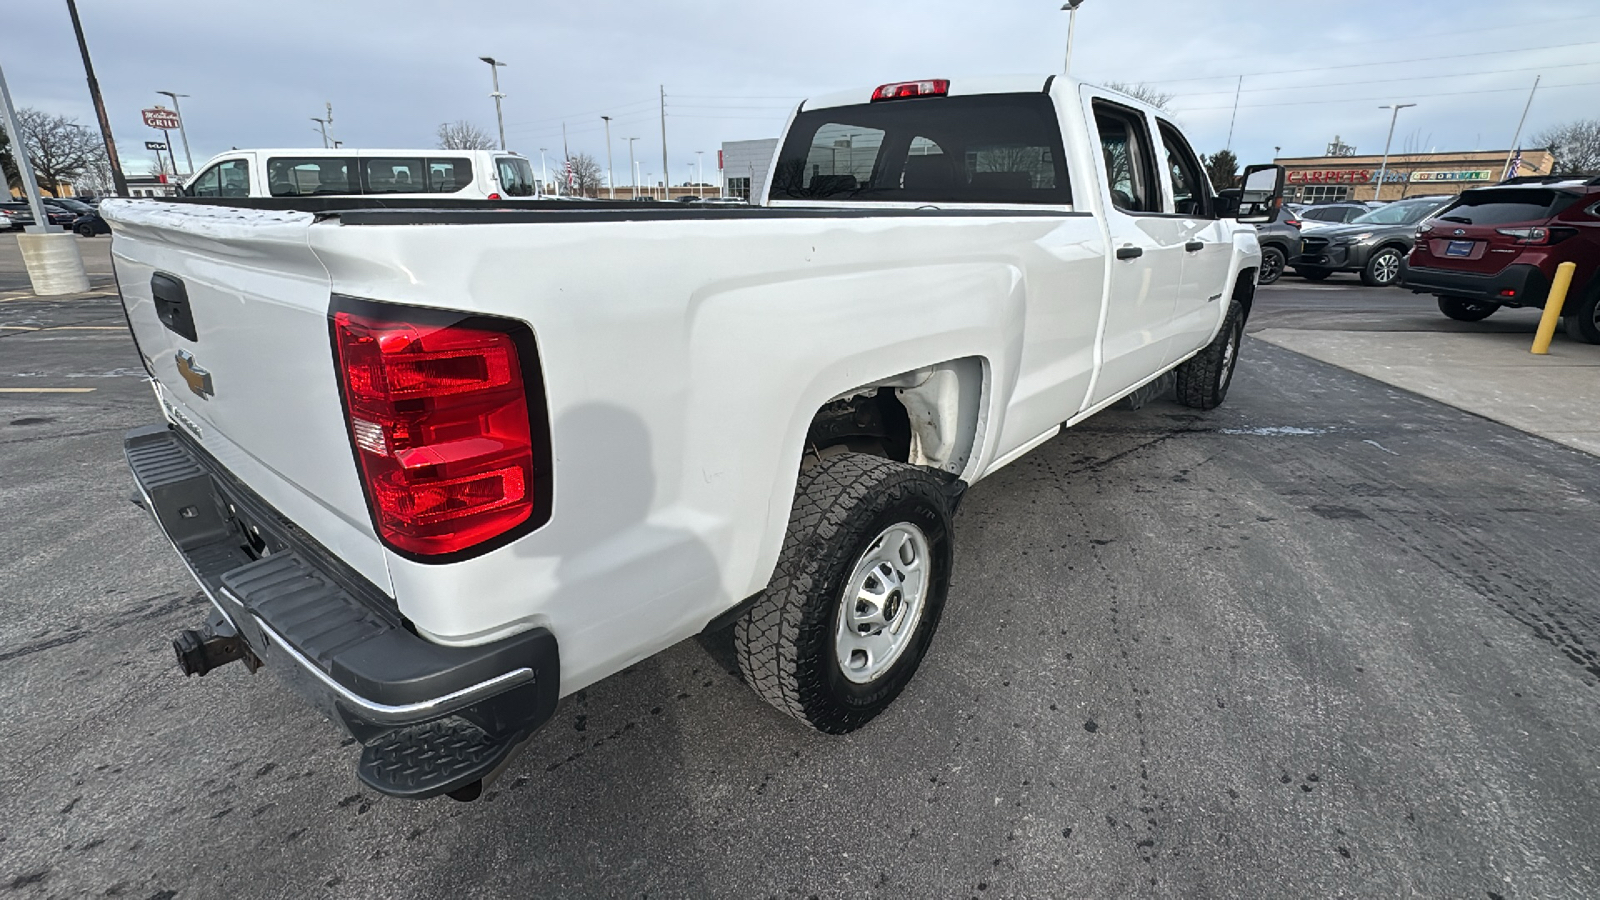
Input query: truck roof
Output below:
<box><xmin>203</xmin><ymin>148</ymin><xmax>527</xmax><ymax>157</ymax></box>
<box><xmin>799</xmin><ymin>74</ymin><xmax>1164</xmax><ymax>115</ymax></box>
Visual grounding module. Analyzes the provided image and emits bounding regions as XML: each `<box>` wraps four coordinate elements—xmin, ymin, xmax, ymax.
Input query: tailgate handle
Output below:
<box><xmin>152</xmin><ymin>272</ymin><xmax>197</xmax><ymax>342</ymax></box>
<box><xmin>1115</xmin><ymin>246</ymin><xmax>1143</xmax><ymax>260</ymax></box>
<box><xmin>1185</xmin><ymin>241</ymin><xmax>1205</xmax><ymax>252</ymax></box>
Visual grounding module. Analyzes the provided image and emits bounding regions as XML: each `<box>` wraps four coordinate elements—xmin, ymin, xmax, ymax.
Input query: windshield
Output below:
<box><xmin>1351</xmin><ymin>199</ymin><xmax>1447</xmax><ymax>226</ymax></box>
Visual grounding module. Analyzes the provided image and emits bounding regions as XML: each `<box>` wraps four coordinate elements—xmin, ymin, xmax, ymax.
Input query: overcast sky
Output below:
<box><xmin>7</xmin><ymin>0</ymin><xmax>1599</xmax><ymax>184</ymax></box>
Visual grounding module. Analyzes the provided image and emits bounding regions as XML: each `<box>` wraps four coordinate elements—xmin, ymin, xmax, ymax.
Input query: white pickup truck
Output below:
<box><xmin>105</xmin><ymin>74</ymin><xmax>1282</xmax><ymax>801</ymax></box>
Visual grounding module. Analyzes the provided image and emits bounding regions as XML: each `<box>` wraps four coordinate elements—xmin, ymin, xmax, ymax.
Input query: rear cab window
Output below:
<box><xmin>769</xmin><ymin>93</ymin><xmax>1071</xmax><ymax>206</ymax></box>
<box><xmin>1433</xmin><ymin>189</ymin><xmax>1580</xmax><ymax>226</ymax></box>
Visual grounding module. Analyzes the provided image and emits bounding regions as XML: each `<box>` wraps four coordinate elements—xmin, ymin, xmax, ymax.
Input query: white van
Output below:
<box><xmin>181</xmin><ymin>149</ymin><xmax>539</xmax><ymax>200</ymax></box>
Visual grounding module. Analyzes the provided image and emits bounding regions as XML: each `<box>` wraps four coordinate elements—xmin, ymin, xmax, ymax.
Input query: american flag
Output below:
<box><xmin>1506</xmin><ymin>149</ymin><xmax>1523</xmax><ymax>180</ymax></box>
<box><xmin>564</xmin><ymin>158</ymin><xmax>574</xmax><ymax>189</ymax></box>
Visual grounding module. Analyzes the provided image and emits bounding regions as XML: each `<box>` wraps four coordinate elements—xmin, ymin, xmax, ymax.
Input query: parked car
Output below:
<box><xmin>1402</xmin><ymin>175</ymin><xmax>1600</xmax><ymax>343</ymax></box>
<box><xmin>1294</xmin><ymin>195</ymin><xmax>1453</xmax><ymax>285</ymax></box>
<box><xmin>104</xmin><ymin>74</ymin><xmax>1284</xmax><ymax>802</ymax></box>
<box><xmin>1296</xmin><ymin>202</ymin><xmax>1377</xmax><ymax>228</ymax></box>
<box><xmin>1251</xmin><ymin>203</ymin><xmax>1301</xmax><ymax>285</ymax></box>
<box><xmin>45</xmin><ymin>197</ymin><xmax>95</xmax><ymax>217</ymax></box>
<box><xmin>0</xmin><ymin>200</ymin><xmax>75</xmax><ymax>230</ymax></box>
<box><xmin>180</xmin><ymin>148</ymin><xmax>539</xmax><ymax>200</ymax></box>
<box><xmin>73</xmin><ymin>210</ymin><xmax>110</xmax><ymax>237</ymax></box>
<box><xmin>0</xmin><ymin>202</ymin><xmax>26</xmax><ymax>231</ymax></box>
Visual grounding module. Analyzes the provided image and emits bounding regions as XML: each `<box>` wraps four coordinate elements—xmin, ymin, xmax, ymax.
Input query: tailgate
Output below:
<box><xmin>102</xmin><ymin>200</ymin><xmax>392</xmax><ymax>594</ymax></box>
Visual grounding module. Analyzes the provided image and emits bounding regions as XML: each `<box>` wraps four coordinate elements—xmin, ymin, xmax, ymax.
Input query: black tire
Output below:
<box><xmin>1257</xmin><ymin>245</ymin><xmax>1286</xmax><ymax>285</ymax></box>
<box><xmin>734</xmin><ymin>453</ymin><xmax>953</xmax><ymax>734</ymax></box>
<box><xmin>1295</xmin><ymin>266</ymin><xmax>1332</xmax><ymax>281</ymax></box>
<box><xmin>1360</xmin><ymin>246</ymin><xmax>1404</xmax><ymax>287</ymax></box>
<box><xmin>1437</xmin><ymin>295</ymin><xmax>1498</xmax><ymax>322</ymax></box>
<box><xmin>1175</xmin><ymin>300</ymin><xmax>1244</xmax><ymax>411</ymax></box>
<box><xmin>1565</xmin><ymin>286</ymin><xmax>1600</xmax><ymax>344</ymax></box>
<box><xmin>76</xmin><ymin>224</ymin><xmax>95</xmax><ymax>238</ymax></box>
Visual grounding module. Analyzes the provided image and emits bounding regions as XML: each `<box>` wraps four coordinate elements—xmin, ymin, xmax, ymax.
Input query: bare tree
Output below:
<box><xmin>16</xmin><ymin>109</ymin><xmax>98</xmax><ymax>195</ymax></box>
<box><xmin>1532</xmin><ymin>119</ymin><xmax>1600</xmax><ymax>175</ymax></box>
<box><xmin>568</xmin><ymin>152</ymin><xmax>603</xmax><ymax>196</ymax></box>
<box><xmin>1390</xmin><ymin>129</ymin><xmax>1434</xmax><ymax>199</ymax></box>
<box><xmin>436</xmin><ymin>120</ymin><xmax>495</xmax><ymax>151</ymax></box>
<box><xmin>1105</xmin><ymin>81</ymin><xmax>1174</xmax><ymax>111</ymax></box>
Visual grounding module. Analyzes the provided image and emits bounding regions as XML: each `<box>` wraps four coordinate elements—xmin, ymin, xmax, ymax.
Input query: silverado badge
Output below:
<box><xmin>175</xmin><ymin>349</ymin><xmax>214</xmax><ymax>399</ymax></box>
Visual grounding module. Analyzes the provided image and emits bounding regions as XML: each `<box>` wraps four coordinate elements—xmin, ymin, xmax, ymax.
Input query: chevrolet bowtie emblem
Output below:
<box><xmin>175</xmin><ymin>349</ymin><xmax>214</xmax><ymax>399</ymax></box>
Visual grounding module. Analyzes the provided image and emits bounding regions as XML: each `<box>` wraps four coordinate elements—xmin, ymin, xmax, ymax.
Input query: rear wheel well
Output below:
<box><xmin>803</xmin><ymin>358</ymin><xmax>985</xmax><ymax>479</ymax></box>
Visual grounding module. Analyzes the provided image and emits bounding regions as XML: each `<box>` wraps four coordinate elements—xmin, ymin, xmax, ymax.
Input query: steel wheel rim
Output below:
<box><xmin>835</xmin><ymin>522</ymin><xmax>932</xmax><ymax>684</ymax></box>
<box><xmin>1374</xmin><ymin>251</ymin><xmax>1400</xmax><ymax>284</ymax></box>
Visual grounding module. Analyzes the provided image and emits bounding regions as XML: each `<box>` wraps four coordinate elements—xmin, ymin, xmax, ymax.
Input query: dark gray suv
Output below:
<box><xmin>1253</xmin><ymin>204</ymin><xmax>1302</xmax><ymax>285</ymax></box>
<box><xmin>1294</xmin><ymin>196</ymin><xmax>1453</xmax><ymax>286</ymax></box>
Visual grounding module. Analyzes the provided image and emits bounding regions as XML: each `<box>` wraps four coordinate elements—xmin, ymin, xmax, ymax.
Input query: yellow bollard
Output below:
<box><xmin>1532</xmin><ymin>261</ymin><xmax>1578</xmax><ymax>355</ymax></box>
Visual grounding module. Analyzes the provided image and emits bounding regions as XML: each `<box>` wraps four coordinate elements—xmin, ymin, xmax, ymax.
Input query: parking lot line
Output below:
<box><xmin>0</xmin><ymin>387</ymin><xmax>98</xmax><ymax>393</ymax></box>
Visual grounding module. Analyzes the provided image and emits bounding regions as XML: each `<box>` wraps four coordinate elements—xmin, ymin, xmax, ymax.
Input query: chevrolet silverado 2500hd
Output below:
<box><xmin>105</xmin><ymin>75</ymin><xmax>1283</xmax><ymax>801</ymax></box>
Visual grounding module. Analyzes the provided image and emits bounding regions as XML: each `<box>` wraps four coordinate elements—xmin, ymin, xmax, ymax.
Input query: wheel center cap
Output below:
<box><xmin>883</xmin><ymin>588</ymin><xmax>903</xmax><ymax>623</ymax></box>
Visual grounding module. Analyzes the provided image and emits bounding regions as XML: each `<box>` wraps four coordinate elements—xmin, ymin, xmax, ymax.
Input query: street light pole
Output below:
<box><xmin>1061</xmin><ymin>1</ymin><xmax>1086</xmax><ymax>75</ymax></box>
<box><xmin>156</xmin><ymin>90</ymin><xmax>193</xmax><ymax>174</ymax></box>
<box><xmin>311</xmin><ymin>116</ymin><xmax>330</xmax><ymax>149</ymax></box>
<box><xmin>695</xmin><ymin>150</ymin><xmax>704</xmax><ymax>197</ymax></box>
<box><xmin>479</xmin><ymin>56</ymin><xmax>507</xmax><ymax>151</ymax></box>
<box><xmin>0</xmin><ymin>62</ymin><xmax>50</xmax><ymax>231</ymax></box>
<box><xmin>539</xmin><ymin>148</ymin><xmax>548</xmax><ymax>197</ymax></box>
<box><xmin>1373</xmin><ymin>103</ymin><xmax>1415</xmax><ymax>202</ymax></box>
<box><xmin>601</xmin><ymin>115</ymin><xmax>615</xmax><ymax>200</ymax></box>
<box><xmin>65</xmin><ymin>0</ymin><xmax>127</xmax><ymax>196</ymax></box>
<box><xmin>626</xmin><ymin>137</ymin><xmax>639</xmax><ymax>200</ymax></box>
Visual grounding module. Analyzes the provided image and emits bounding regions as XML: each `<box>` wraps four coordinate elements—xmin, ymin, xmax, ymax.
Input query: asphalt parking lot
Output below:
<box><xmin>2</xmin><ymin>238</ymin><xmax>1597</xmax><ymax>899</ymax></box>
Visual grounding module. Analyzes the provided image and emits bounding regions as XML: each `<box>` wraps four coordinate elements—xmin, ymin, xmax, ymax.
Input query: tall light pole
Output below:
<box><xmin>695</xmin><ymin>149</ymin><xmax>704</xmax><ymax>197</ymax></box>
<box><xmin>627</xmin><ymin>137</ymin><xmax>639</xmax><ymax>199</ymax></box>
<box><xmin>311</xmin><ymin>116</ymin><xmax>330</xmax><ymax>148</ymax></box>
<box><xmin>65</xmin><ymin>0</ymin><xmax>127</xmax><ymax>196</ymax></box>
<box><xmin>1061</xmin><ymin>1</ymin><xmax>1086</xmax><ymax>75</ymax></box>
<box><xmin>601</xmin><ymin>115</ymin><xmax>615</xmax><ymax>200</ymax></box>
<box><xmin>479</xmin><ymin>56</ymin><xmax>507</xmax><ymax>151</ymax></box>
<box><xmin>1373</xmin><ymin>103</ymin><xmax>1415</xmax><ymax>201</ymax></box>
<box><xmin>539</xmin><ymin>148</ymin><xmax>548</xmax><ymax>196</ymax></box>
<box><xmin>156</xmin><ymin>90</ymin><xmax>193</xmax><ymax>174</ymax></box>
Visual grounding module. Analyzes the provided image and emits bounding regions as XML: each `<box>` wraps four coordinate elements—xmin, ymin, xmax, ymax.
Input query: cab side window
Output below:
<box><xmin>186</xmin><ymin>165</ymin><xmax>223</xmax><ymax>197</ymax></box>
<box><xmin>1092</xmin><ymin>101</ymin><xmax>1157</xmax><ymax>214</ymax></box>
<box><xmin>1158</xmin><ymin>120</ymin><xmax>1210</xmax><ymax>217</ymax></box>
<box><xmin>217</xmin><ymin>159</ymin><xmax>250</xmax><ymax>197</ymax></box>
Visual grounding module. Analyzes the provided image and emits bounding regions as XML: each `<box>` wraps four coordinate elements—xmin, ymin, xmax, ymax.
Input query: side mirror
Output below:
<box><xmin>1218</xmin><ymin>164</ymin><xmax>1286</xmax><ymax>224</ymax></box>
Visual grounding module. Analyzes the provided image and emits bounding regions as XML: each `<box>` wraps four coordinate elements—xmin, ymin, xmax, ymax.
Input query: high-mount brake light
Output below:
<box><xmin>332</xmin><ymin>301</ymin><xmax>550</xmax><ymax>558</ymax></box>
<box><xmin>871</xmin><ymin>79</ymin><xmax>950</xmax><ymax>102</ymax></box>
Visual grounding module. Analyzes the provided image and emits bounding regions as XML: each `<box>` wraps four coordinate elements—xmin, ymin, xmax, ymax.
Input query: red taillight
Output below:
<box><xmin>1285</xmin><ymin>218</ymin><xmax>1302</xmax><ymax>229</ymax></box>
<box><xmin>332</xmin><ymin>301</ymin><xmax>549</xmax><ymax>558</ymax></box>
<box><xmin>871</xmin><ymin>79</ymin><xmax>950</xmax><ymax>102</ymax></box>
<box><xmin>487</xmin><ymin>192</ymin><xmax>502</xmax><ymax>200</ymax></box>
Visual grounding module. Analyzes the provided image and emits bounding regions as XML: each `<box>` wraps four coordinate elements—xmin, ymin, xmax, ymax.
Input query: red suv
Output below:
<box><xmin>1402</xmin><ymin>176</ymin><xmax>1600</xmax><ymax>343</ymax></box>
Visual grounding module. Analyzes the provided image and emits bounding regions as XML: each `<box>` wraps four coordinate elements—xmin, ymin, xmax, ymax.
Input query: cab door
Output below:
<box><xmin>1156</xmin><ymin>119</ymin><xmax>1233</xmax><ymax>362</ymax></box>
<box><xmin>1086</xmin><ymin>97</ymin><xmax>1189</xmax><ymax>406</ymax></box>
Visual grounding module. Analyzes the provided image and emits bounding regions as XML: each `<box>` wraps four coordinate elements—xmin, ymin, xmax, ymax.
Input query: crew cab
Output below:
<box><xmin>103</xmin><ymin>75</ymin><xmax>1282</xmax><ymax>802</ymax></box>
<box><xmin>1402</xmin><ymin>175</ymin><xmax>1600</xmax><ymax>342</ymax></box>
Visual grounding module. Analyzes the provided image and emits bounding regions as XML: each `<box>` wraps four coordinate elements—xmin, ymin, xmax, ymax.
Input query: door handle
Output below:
<box><xmin>1115</xmin><ymin>246</ymin><xmax>1143</xmax><ymax>260</ymax></box>
<box><xmin>1185</xmin><ymin>241</ymin><xmax>1205</xmax><ymax>252</ymax></box>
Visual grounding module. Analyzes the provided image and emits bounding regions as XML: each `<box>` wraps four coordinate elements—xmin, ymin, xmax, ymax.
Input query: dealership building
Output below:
<box><xmin>720</xmin><ymin>138</ymin><xmax>780</xmax><ymax>201</ymax></box>
<box><xmin>1273</xmin><ymin>148</ymin><xmax>1555</xmax><ymax>204</ymax></box>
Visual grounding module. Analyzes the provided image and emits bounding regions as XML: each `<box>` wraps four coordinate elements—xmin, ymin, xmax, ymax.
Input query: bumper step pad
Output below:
<box><xmin>356</xmin><ymin>717</ymin><xmax>521</xmax><ymax>800</ymax></box>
